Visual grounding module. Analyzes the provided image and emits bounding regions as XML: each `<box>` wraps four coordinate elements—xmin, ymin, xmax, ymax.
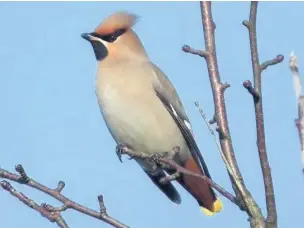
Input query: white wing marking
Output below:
<box><xmin>184</xmin><ymin>120</ymin><xmax>194</xmax><ymax>137</ymax></box>
<box><xmin>169</xmin><ymin>103</ymin><xmax>178</xmax><ymax>117</ymax></box>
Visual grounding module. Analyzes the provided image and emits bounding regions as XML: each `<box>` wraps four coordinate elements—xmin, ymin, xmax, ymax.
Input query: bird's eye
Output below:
<box><xmin>114</xmin><ymin>28</ymin><xmax>126</xmax><ymax>37</ymax></box>
<box><xmin>101</xmin><ymin>28</ymin><xmax>127</xmax><ymax>43</ymax></box>
<box><xmin>107</xmin><ymin>34</ymin><xmax>117</xmax><ymax>42</ymax></box>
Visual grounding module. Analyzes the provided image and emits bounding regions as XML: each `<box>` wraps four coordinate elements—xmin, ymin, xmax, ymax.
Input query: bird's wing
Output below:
<box><xmin>148</xmin><ymin>62</ymin><xmax>212</xmax><ymax>179</ymax></box>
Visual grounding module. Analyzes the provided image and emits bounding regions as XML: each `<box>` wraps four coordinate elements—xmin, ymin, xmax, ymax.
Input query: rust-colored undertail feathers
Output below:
<box><xmin>177</xmin><ymin>157</ymin><xmax>223</xmax><ymax>216</ymax></box>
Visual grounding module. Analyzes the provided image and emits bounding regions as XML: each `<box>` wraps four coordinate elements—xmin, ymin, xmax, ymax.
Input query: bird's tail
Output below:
<box><xmin>200</xmin><ymin>199</ymin><xmax>223</xmax><ymax>216</ymax></box>
<box><xmin>176</xmin><ymin>156</ymin><xmax>223</xmax><ymax>215</ymax></box>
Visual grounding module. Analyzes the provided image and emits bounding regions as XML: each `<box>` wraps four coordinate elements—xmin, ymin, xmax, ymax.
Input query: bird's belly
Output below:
<box><xmin>96</xmin><ymin>84</ymin><xmax>188</xmax><ymax>158</ymax></box>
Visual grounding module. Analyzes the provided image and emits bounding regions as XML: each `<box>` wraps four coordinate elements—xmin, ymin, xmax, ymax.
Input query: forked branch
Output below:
<box><xmin>0</xmin><ymin>166</ymin><xmax>129</xmax><ymax>228</ymax></box>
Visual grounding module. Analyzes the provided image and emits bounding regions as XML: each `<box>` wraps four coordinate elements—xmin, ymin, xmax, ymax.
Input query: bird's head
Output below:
<box><xmin>81</xmin><ymin>12</ymin><xmax>148</xmax><ymax>63</ymax></box>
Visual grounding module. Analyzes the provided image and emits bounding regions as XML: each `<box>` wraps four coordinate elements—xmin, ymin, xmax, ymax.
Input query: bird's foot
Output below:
<box><xmin>115</xmin><ymin>144</ymin><xmax>125</xmax><ymax>163</ymax></box>
<box><xmin>149</xmin><ymin>147</ymin><xmax>180</xmax><ymax>169</ymax></box>
<box><xmin>167</xmin><ymin>146</ymin><xmax>180</xmax><ymax>160</ymax></box>
<box><xmin>116</xmin><ymin>144</ymin><xmax>137</xmax><ymax>162</ymax></box>
<box><xmin>149</xmin><ymin>152</ymin><xmax>169</xmax><ymax>169</ymax></box>
<box><xmin>149</xmin><ymin>153</ymin><xmax>163</xmax><ymax>165</ymax></box>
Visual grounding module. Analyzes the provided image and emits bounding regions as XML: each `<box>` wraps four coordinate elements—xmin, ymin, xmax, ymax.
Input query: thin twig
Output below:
<box><xmin>289</xmin><ymin>52</ymin><xmax>304</xmax><ymax>173</ymax></box>
<box><xmin>119</xmin><ymin>146</ymin><xmax>239</xmax><ymax>206</ymax></box>
<box><xmin>243</xmin><ymin>80</ymin><xmax>260</xmax><ymax>102</ymax></box>
<box><xmin>0</xmin><ymin>166</ymin><xmax>129</xmax><ymax>228</ymax></box>
<box><xmin>194</xmin><ymin>102</ymin><xmax>226</xmax><ymax>160</ymax></box>
<box><xmin>243</xmin><ymin>2</ymin><xmax>283</xmax><ymax>227</ymax></box>
<box><xmin>260</xmin><ymin>55</ymin><xmax>284</xmax><ymax>71</ymax></box>
<box><xmin>194</xmin><ymin>103</ymin><xmax>234</xmax><ymax>176</ymax></box>
<box><xmin>182</xmin><ymin>45</ymin><xmax>208</xmax><ymax>58</ymax></box>
<box><xmin>194</xmin><ymin>101</ymin><xmax>246</xmax><ymax>211</ymax></box>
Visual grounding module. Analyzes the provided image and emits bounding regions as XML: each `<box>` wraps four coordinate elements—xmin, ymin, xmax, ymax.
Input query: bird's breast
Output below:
<box><xmin>95</xmin><ymin>73</ymin><xmax>189</xmax><ymax>161</ymax></box>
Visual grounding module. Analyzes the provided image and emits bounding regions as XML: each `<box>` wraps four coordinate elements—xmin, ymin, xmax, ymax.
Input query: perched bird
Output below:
<box><xmin>81</xmin><ymin>11</ymin><xmax>222</xmax><ymax>215</ymax></box>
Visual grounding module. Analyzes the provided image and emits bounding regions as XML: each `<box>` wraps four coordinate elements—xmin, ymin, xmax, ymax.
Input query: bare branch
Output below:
<box><xmin>243</xmin><ymin>80</ymin><xmax>260</xmax><ymax>102</ymax></box>
<box><xmin>182</xmin><ymin>45</ymin><xmax>208</xmax><ymax>58</ymax></box>
<box><xmin>200</xmin><ymin>0</ymin><xmax>241</xmax><ymax>195</ymax></box>
<box><xmin>289</xmin><ymin>52</ymin><xmax>304</xmax><ymax>173</ymax></box>
<box><xmin>160</xmin><ymin>172</ymin><xmax>180</xmax><ymax>184</ymax></box>
<box><xmin>194</xmin><ymin>102</ymin><xmax>224</xmax><ymax>157</ymax></box>
<box><xmin>209</xmin><ymin>113</ymin><xmax>217</xmax><ymax>124</ymax></box>
<box><xmin>197</xmin><ymin>2</ymin><xmax>267</xmax><ymax>223</ymax></box>
<box><xmin>54</xmin><ymin>181</ymin><xmax>65</xmax><ymax>193</ymax></box>
<box><xmin>1</xmin><ymin>181</ymin><xmax>68</xmax><ymax>228</ymax></box>
<box><xmin>221</xmin><ymin>82</ymin><xmax>231</xmax><ymax>91</ymax></box>
<box><xmin>0</xmin><ymin>166</ymin><xmax>129</xmax><ymax>228</ymax></box>
<box><xmin>243</xmin><ymin>2</ymin><xmax>283</xmax><ymax>227</ymax></box>
<box><xmin>260</xmin><ymin>55</ymin><xmax>284</xmax><ymax>71</ymax></box>
<box><xmin>118</xmin><ymin>145</ymin><xmax>240</xmax><ymax>207</ymax></box>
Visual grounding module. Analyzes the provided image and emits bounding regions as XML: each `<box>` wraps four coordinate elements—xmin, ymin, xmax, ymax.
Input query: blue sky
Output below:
<box><xmin>0</xmin><ymin>2</ymin><xmax>303</xmax><ymax>228</ymax></box>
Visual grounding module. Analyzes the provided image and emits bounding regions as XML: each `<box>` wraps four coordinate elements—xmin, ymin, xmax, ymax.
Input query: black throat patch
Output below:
<box><xmin>90</xmin><ymin>40</ymin><xmax>108</xmax><ymax>61</ymax></box>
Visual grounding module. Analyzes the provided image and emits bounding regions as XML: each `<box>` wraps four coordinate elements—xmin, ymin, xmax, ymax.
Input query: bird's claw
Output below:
<box><xmin>149</xmin><ymin>153</ymin><xmax>162</xmax><ymax>165</ymax></box>
<box><xmin>149</xmin><ymin>152</ymin><xmax>170</xmax><ymax>169</ymax></box>
<box><xmin>115</xmin><ymin>144</ymin><xmax>124</xmax><ymax>163</ymax></box>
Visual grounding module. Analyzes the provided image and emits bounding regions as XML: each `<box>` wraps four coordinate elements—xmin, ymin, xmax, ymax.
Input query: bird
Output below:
<box><xmin>81</xmin><ymin>11</ymin><xmax>222</xmax><ymax>216</ymax></box>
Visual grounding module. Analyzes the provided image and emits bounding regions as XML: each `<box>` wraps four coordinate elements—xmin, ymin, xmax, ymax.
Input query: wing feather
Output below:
<box><xmin>155</xmin><ymin>91</ymin><xmax>212</xmax><ymax>179</ymax></box>
<box><xmin>147</xmin><ymin>62</ymin><xmax>212</xmax><ymax>179</ymax></box>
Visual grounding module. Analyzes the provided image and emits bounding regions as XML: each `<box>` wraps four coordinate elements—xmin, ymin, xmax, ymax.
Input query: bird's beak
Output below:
<box><xmin>81</xmin><ymin>32</ymin><xmax>108</xmax><ymax>61</ymax></box>
<box><xmin>81</xmin><ymin>33</ymin><xmax>92</xmax><ymax>41</ymax></box>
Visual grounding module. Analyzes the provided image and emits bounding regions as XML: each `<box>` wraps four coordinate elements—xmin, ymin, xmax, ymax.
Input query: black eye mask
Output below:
<box><xmin>91</xmin><ymin>28</ymin><xmax>127</xmax><ymax>43</ymax></box>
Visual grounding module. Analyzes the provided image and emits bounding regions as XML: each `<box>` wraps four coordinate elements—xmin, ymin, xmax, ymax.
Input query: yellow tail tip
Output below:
<box><xmin>200</xmin><ymin>199</ymin><xmax>223</xmax><ymax>216</ymax></box>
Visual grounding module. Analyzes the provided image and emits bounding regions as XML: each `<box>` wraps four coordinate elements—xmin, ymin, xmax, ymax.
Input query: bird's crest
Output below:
<box><xmin>94</xmin><ymin>12</ymin><xmax>139</xmax><ymax>35</ymax></box>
